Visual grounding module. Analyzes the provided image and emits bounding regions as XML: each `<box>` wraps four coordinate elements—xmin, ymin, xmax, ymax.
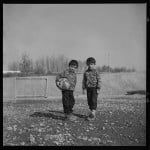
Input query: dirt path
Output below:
<box><xmin>3</xmin><ymin>95</ymin><xmax>146</xmax><ymax>146</ymax></box>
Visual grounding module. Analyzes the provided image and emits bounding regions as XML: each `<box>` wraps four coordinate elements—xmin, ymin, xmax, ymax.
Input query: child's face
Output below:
<box><xmin>69</xmin><ymin>65</ymin><xmax>78</xmax><ymax>72</ymax></box>
<box><xmin>88</xmin><ymin>63</ymin><xmax>95</xmax><ymax>69</ymax></box>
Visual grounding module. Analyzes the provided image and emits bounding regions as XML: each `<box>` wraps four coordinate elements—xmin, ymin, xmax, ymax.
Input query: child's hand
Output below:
<box><xmin>56</xmin><ymin>81</ymin><xmax>59</xmax><ymax>86</ymax></box>
<box><xmin>97</xmin><ymin>89</ymin><xmax>100</xmax><ymax>94</ymax></box>
<box><xmin>82</xmin><ymin>89</ymin><xmax>86</xmax><ymax>95</ymax></box>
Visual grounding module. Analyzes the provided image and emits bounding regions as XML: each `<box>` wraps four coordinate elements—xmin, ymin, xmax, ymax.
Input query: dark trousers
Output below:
<box><xmin>87</xmin><ymin>88</ymin><xmax>98</xmax><ymax>110</ymax></box>
<box><xmin>62</xmin><ymin>90</ymin><xmax>75</xmax><ymax>114</ymax></box>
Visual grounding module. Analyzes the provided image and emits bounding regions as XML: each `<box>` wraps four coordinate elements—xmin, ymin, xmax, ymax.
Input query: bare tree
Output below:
<box><xmin>78</xmin><ymin>60</ymin><xmax>86</xmax><ymax>73</ymax></box>
<box><xmin>19</xmin><ymin>52</ymin><xmax>33</xmax><ymax>74</ymax></box>
<box><xmin>8</xmin><ymin>61</ymin><xmax>20</xmax><ymax>71</ymax></box>
<box><xmin>34</xmin><ymin>57</ymin><xmax>46</xmax><ymax>75</ymax></box>
<box><xmin>45</xmin><ymin>56</ymin><xmax>51</xmax><ymax>74</ymax></box>
<box><xmin>56</xmin><ymin>54</ymin><xmax>69</xmax><ymax>72</ymax></box>
<box><xmin>47</xmin><ymin>54</ymin><xmax>69</xmax><ymax>73</ymax></box>
<box><xmin>7</xmin><ymin>51</ymin><xmax>136</xmax><ymax>76</ymax></box>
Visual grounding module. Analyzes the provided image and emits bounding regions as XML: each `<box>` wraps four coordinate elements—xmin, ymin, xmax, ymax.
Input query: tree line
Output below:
<box><xmin>5</xmin><ymin>52</ymin><xmax>135</xmax><ymax>77</ymax></box>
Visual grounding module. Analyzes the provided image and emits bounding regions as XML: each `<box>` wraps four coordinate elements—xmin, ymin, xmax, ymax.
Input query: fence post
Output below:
<box><xmin>14</xmin><ymin>77</ymin><xmax>16</xmax><ymax>102</ymax></box>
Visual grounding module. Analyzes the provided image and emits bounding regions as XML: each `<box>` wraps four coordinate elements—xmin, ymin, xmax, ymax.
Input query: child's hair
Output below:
<box><xmin>69</xmin><ymin>60</ymin><xmax>79</xmax><ymax>68</ymax></box>
<box><xmin>86</xmin><ymin>57</ymin><xmax>96</xmax><ymax>65</ymax></box>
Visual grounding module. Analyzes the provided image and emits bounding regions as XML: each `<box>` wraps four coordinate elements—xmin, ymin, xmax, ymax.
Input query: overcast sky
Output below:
<box><xmin>3</xmin><ymin>4</ymin><xmax>146</xmax><ymax>71</ymax></box>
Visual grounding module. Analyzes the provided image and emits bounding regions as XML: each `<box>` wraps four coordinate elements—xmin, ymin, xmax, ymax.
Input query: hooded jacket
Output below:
<box><xmin>82</xmin><ymin>68</ymin><xmax>101</xmax><ymax>90</ymax></box>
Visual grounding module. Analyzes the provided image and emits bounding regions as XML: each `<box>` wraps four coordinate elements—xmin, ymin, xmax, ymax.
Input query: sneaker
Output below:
<box><xmin>91</xmin><ymin>110</ymin><xmax>96</xmax><ymax>116</ymax></box>
<box><xmin>87</xmin><ymin>111</ymin><xmax>96</xmax><ymax>121</ymax></box>
<box><xmin>68</xmin><ymin>114</ymin><xmax>77</xmax><ymax>121</ymax></box>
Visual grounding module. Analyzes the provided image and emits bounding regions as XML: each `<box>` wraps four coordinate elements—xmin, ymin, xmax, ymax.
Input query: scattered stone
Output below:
<box><xmin>58</xmin><ymin>122</ymin><xmax>63</xmax><ymax>125</ymax></box>
<box><xmin>77</xmin><ymin>135</ymin><xmax>82</xmax><ymax>139</ymax></box>
<box><xmin>20</xmin><ymin>142</ymin><xmax>25</xmax><ymax>145</ymax></box>
<box><xmin>30</xmin><ymin>134</ymin><xmax>36</xmax><ymax>144</ymax></box>
<box><xmin>45</xmin><ymin>134</ymin><xmax>50</xmax><ymax>141</ymax></box>
<box><xmin>82</xmin><ymin>136</ymin><xmax>88</xmax><ymax>141</ymax></box>
<box><xmin>135</xmin><ymin>139</ymin><xmax>139</xmax><ymax>143</ymax></box>
<box><xmin>13</xmin><ymin>125</ymin><xmax>17</xmax><ymax>131</ymax></box>
<box><xmin>110</xmin><ymin>111</ymin><xmax>113</xmax><ymax>114</ymax></box>
<box><xmin>56</xmin><ymin>130</ymin><xmax>60</xmax><ymax>133</ymax></box>
<box><xmin>89</xmin><ymin>123</ymin><xmax>93</xmax><ymax>126</ymax></box>
<box><xmin>53</xmin><ymin>141</ymin><xmax>60</xmax><ymax>145</ymax></box>
<box><xmin>102</xmin><ymin>126</ymin><xmax>105</xmax><ymax>130</ymax></box>
<box><xmin>40</xmin><ymin>123</ymin><xmax>45</xmax><ymax>126</ymax></box>
<box><xmin>38</xmin><ymin>128</ymin><xmax>42</xmax><ymax>132</ymax></box>
<box><xmin>13</xmin><ymin>136</ymin><xmax>16</xmax><ymax>140</ymax></box>
<box><xmin>107</xmin><ymin>140</ymin><xmax>113</xmax><ymax>143</ymax></box>
<box><xmin>7</xmin><ymin>126</ymin><xmax>13</xmax><ymax>130</ymax></box>
<box><xmin>30</xmin><ymin>125</ymin><xmax>35</xmax><ymax>128</ymax></box>
<box><xmin>89</xmin><ymin>127</ymin><xmax>94</xmax><ymax>130</ymax></box>
<box><xmin>88</xmin><ymin>138</ymin><xmax>92</xmax><ymax>142</ymax></box>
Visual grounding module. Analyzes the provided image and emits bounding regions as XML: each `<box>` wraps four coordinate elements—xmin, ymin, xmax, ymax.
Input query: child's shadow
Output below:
<box><xmin>30</xmin><ymin>110</ymin><xmax>66</xmax><ymax>121</ymax></box>
<box><xmin>73</xmin><ymin>113</ymin><xmax>87</xmax><ymax>119</ymax></box>
<box><xmin>30</xmin><ymin>110</ymin><xmax>87</xmax><ymax>120</ymax></box>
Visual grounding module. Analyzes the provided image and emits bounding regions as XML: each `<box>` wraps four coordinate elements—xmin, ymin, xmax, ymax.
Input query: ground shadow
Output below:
<box><xmin>47</xmin><ymin>110</ymin><xmax>64</xmax><ymax>114</ymax></box>
<box><xmin>126</xmin><ymin>90</ymin><xmax>146</xmax><ymax>95</ymax></box>
<box><xmin>73</xmin><ymin>113</ymin><xmax>87</xmax><ymax>119</ymax></box>
<box><xmin>47</xmin><ymin>110</ymin><xmax>88</xmax><ymax>119</ymax></box>
<box><xmin>30</xmin><ymin>110</ymin><xmax>88</xmax><ymax>120</ymax></box>
<box><xmin>30</xmin><ymin>111</ymin><xmax>66</xmax><ymax>121</ymax></box>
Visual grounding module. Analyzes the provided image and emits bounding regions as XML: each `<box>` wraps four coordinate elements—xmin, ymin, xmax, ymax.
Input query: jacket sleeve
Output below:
<box><xmin>55</xmin><ymin>71</ymin><xmax>65</xmax><ymax>83</ymax></box>
<box><xmin>96</xmin><ymin>71</ymin><xmax>101</xmax><ymax>90</ymax></box>
<box><xmin>82</xmin><ymin>72</ymin><xmax>86</xmax><ymax>90</ymax></box>
<box><xmin>75</xmin><ymin>75</ymin><xmax>77</xmax><ymax>86</ymax></box>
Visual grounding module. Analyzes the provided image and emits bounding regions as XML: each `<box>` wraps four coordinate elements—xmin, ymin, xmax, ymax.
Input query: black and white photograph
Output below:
<box><xmin>3</xmin><ymin>4</ymin><xmax>146</xmax><ymax>146</ymax></box>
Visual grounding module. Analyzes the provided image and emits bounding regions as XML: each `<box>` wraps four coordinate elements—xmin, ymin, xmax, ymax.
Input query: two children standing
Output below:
<box><xmin>56</xmin><ymin>57</ymin><xmax>101</xmax><ymax>121</ymax></box>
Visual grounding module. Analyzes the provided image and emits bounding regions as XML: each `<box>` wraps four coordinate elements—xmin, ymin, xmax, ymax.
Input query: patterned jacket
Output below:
<box><xmin>82</xmin><ymin>68</ymin><xmax>101</xmax><ymax>90</ymax></box>
<box><xmin>56</xmin><ymin>68</ymin><xmax>77</xmax><ymax>91</ymax></box>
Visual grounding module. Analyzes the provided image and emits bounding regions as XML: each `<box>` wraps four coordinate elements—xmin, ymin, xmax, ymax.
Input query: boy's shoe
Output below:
<box><xmin>87</xmin><ymin>110</ymin><xmax>96</xmax><ymax>121</ymax></box>
<box><xmin>68</xmin><ymin>114</ymin><xmax>77</xmax><ymax>121</ymax></box>
<box><xmin>91</xmin><ymin>110</ymin><xmax>96</xmax><ymax>116</ymax></box>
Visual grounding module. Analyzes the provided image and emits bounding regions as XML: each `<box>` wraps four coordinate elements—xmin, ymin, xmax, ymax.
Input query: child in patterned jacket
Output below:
<box><xmin>82</xmin><ymin>57</ymin><xmax>101</xmax><ymax>121</ymax></box>
<box><xmin>56</xmin><ymin>60</ymin><xmax>79</xmax><ymax>121</ymax></box>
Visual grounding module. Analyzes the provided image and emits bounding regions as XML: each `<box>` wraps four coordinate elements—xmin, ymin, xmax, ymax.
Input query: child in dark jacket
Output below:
<box><xmin>56</xmin><ymin>60</ymin><xmax>78</xmax><ymax>121</ymax></box>
<box><xmin>82</xmin><ymin>57</ymin><xmax>101</xmax><ymax>121</ymax></box>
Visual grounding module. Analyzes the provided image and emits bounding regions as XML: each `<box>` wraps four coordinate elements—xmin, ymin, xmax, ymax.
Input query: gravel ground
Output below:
<box><xmin>3</xmin><ymin>95</ymin><xmax>146</xmax><ymax>146</ymax></box>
